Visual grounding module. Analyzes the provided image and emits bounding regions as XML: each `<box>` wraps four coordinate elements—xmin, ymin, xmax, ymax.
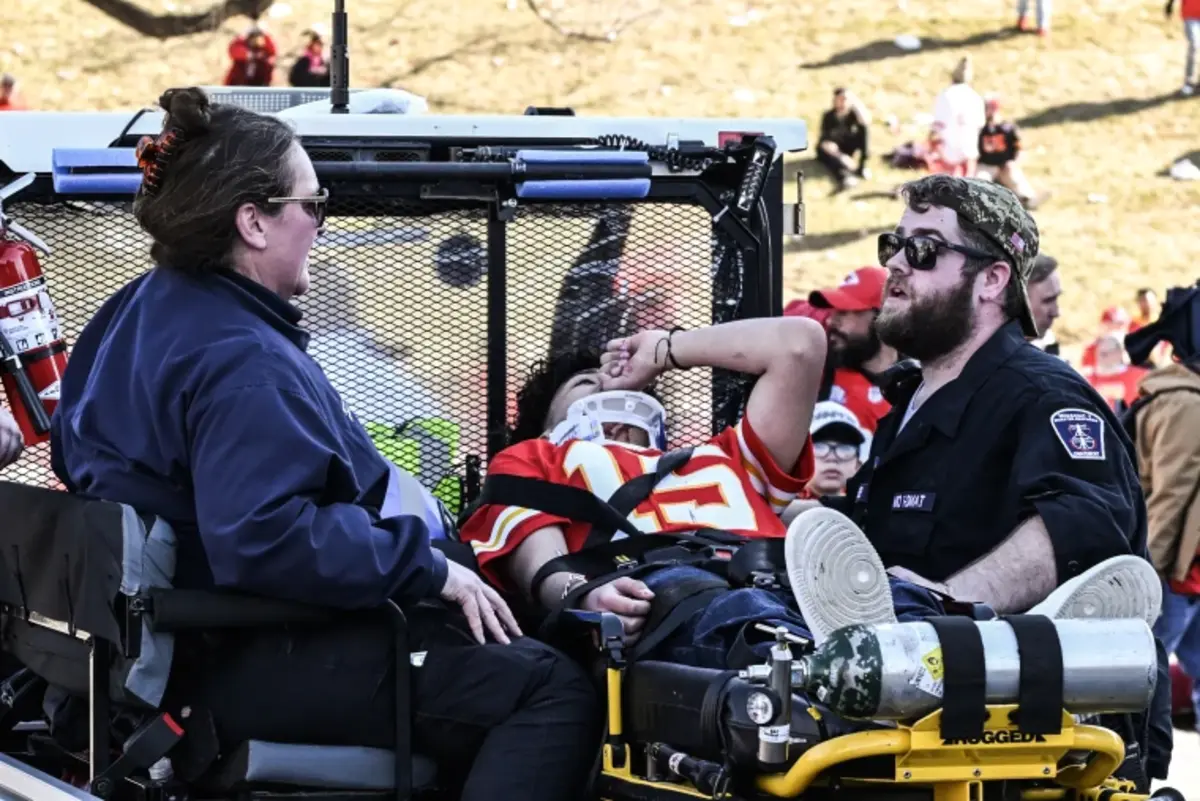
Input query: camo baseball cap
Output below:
<box><xmin>902</xmin><ymin>175</ymin><xmax>1041</xmax><ymax>338</ymax></box>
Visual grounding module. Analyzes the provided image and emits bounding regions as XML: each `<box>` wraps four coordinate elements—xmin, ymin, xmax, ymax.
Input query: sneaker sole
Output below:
<box><xmin>784</xmin><ymin>507</ymin><xmax>897</xmax><ymax>644</ymax></box>
<box><xmin>1030</xmin><ymin>555</ymin><xmax>1162</xmax><ymax>626</ymax></box>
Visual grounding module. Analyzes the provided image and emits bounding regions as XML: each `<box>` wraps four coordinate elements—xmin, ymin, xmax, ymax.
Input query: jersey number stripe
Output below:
<box><xmin>562</xmin><ymin>441</ymin><xmax>759</xmax><ymax>533</ymax></box>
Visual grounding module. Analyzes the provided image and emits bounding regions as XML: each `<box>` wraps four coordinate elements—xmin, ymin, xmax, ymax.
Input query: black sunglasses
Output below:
<box><xmin>878</xmin><ymin>232</ymin><xmax>999</xmax><ymax>271</ymax></box>
<box><xmin>267</xmin><ymin>187</ymin><xmax>329</xmax><ymax>227</ymax></box>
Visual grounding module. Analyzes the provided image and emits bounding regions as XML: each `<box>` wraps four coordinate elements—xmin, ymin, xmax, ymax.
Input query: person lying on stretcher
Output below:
<box><xmin>460</xmin><ymin>318</ymin><xmax>1162</xmax><ymax>671</ymax></box>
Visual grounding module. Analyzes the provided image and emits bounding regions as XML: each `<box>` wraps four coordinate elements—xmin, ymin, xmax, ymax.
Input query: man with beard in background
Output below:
<box><xmin>815</xmin><ymin>174</ymin><xmax>1169</xmax><ymax>787</ymax></box>
<box><xmin>808</xmin><ymin>267</ymin><xmax>899</xmax><ymax>435</ymax></box>
<box><xmin>1025</xmin><ymin>253</ymin><xmax>1062</xmax><ymax>356</ymax></box>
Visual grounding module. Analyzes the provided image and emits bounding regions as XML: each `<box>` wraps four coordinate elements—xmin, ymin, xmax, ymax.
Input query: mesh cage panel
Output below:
<box><xmin>0</xmin><ymin>197</ymin><xmax>750</xmax><ymax>506</ymax></box>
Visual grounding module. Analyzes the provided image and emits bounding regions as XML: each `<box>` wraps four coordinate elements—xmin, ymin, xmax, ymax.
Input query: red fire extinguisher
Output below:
<box><xmin>0</xmin><ymin>174</ymin><xmax>67</xmax><ymax>446</ymax></box>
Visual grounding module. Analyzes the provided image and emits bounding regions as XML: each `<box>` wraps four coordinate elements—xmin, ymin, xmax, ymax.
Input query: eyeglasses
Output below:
<box><xmin>878</xmin><ymin>232</ymin><xmax>999</xmax><ymax>271</ymax></box>
<box><xmin>813</xmin><ymin>441</ymin><xmax>859</xmax><ymax>461</ymax></box>
<box><xmin>267</xmin><ymin>187</ymin><xmax>329</xmax><ymax>227</ymax></box>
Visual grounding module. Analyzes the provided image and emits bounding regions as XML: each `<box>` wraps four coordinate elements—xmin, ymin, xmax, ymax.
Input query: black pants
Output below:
<box><xmin>817</xmin><ymin>130</ymin><xmax>869</xmax><ymax>183</ymax></box>
<box><xmin>169</xmin><ymin>615</ymin><xmax>600</xmax><ymax>801</ymax></box>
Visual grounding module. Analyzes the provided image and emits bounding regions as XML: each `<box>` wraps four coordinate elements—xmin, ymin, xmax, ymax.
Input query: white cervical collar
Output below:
<box><xmin>548</xmin><ymin>390</ymin><xmax>667</xmax><ymax>450</ymax></box>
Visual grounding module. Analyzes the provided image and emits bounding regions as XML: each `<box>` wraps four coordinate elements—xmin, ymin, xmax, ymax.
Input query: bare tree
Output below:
<box><xmin>79</xmin><ymin>0</ymin><xmax>275</xmax><ymax>38</ymax></box>
<box><xmin>521</xmin><ymin>0</ymin><xmax>660</xmax><ymax>42</ymax></box>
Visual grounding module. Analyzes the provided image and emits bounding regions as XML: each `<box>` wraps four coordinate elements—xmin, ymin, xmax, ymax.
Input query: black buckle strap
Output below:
<box><xmin>926</xmin><ymin>617</ymin><xmax>988</xmax><ymax>741</ymax></box>
<box><xmin>88</xmin><ymin>713</ymin><xmax>184</xmax><ymax>798</ymax></box>
<box><xmin>626</xmin><ymin>588</ymin><xmax>727</xmax><ymax>663</ymax></box>
<box><xmin>529</xmin><ymin>529</ymin><xmax>748</xmax><ymax>602</ymax></box>
<box><xmin>1002</xmin><ymin>614</ymin><xmax>1065</xmax><ymax>735</ymax></box>
<box><xmin>726</xmin><ymin>538</ymin><xmax>787</xmax><ymax>587</ymax></box>
<box><xmin>476</xmin><ymin>447</ymin><xmax>696</xmax><ymax>554</ymax></box>
<box><xmin>480</xmin><ymin>475</ymin><xmax>645</xmax><ymax>541</ymax></box>
<box><xmin>585</xmin><ymin>447</ymin><xmax>695</xmax><ymax>548</ymax></box>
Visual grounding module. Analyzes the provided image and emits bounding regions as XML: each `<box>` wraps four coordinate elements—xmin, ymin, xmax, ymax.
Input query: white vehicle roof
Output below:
<box><xmin>0</xmin><ymin>87</ymin><xmax>808</xmax><ymax>175</ymax></box>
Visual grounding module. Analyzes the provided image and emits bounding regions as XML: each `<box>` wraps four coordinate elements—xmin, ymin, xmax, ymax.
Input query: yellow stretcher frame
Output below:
<box><xmin>598</xmin><ymin>665</ymin><xmax>1149</xmax><ymax>801</ymax></box>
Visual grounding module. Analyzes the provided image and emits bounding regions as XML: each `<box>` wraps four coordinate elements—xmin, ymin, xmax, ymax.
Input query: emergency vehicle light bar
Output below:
<box><xmin>51</xmin><ymin>149</ymin><xmax>141</xmax><ymax>195</ymax></box>
<box><xmin>514</xmin><ymin>149</ymin><xmax>650</xmax><ymax>199</ymax></box>
<box><xmin>319</xmin><ymin>149</ymin><xmax>653</xmax><ymax>200</ymax></box>
<box><xmin>45</xmin><ymin>147</ymin><xmax>653</xmax><ymax>200</ymax></box>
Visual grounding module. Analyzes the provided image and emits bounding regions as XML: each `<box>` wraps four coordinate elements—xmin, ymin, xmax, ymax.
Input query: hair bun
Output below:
<box><xmin>158</xmin><ymin>87</ymin><xmax>212</xmax><ymax>137</ymax></box>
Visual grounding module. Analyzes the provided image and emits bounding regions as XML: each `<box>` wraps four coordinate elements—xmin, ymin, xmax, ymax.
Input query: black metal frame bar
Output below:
<box><xmin>88</xmin><ymin>639</ymin><xmax>111</xmax><ymax>791</ymax></box>
<box><xmin>385</xmin><ymin>601</ymin><xmax>412</xmax><ymax>801</ymax></box>
<box><xmin>314</xmin><ymin>162</ymin><xmax>653</xmax><ymax>181</ymax></box>
<box><xmin>485</xmin><ymin>204</ymin><xmax>509</xmax><ymax>460</ymax></box>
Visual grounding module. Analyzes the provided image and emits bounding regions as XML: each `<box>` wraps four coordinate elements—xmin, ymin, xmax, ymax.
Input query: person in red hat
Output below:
<box><xmin>225</xmin><ymin>24</ymin><xmax>278</xmax><ymax>87</ymax></box>
<box><xmin>783</xmin><ymin>298</ymin><xmax>832</xmax><ymax>329</ymax></box>
<box><xmin>1080</xmin><ymin>305</ymin><xmax>1131</xmax><ymax>371</ymax></box>
<box><xmin>808</xmin><ymin>266</ymin><xmax>899</xmax><ymax>433</ymax></box>
<box><xmin>0</xmin><ymin>74</ymin><xmax>26</xmax><ymax>112</ymax></box>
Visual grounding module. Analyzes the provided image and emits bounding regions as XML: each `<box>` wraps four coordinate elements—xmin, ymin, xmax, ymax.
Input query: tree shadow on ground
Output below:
<box><xmin>786</xmin><ymin>226</ymin><xmax>891</xmax><ymax>253</ymax></box>
<box><xmin>1017</xmin><ymin>92</ymin><xmax>1186</xmax><ymax>129</ymax></box>
<box><xmin>801</xmin><ymin>28</ymin><xmax>1020</xmax><ymax>70</ymax></box>
<box><xmin>79</xmin><ymin>0</ymin><xmax>273</xmax><ymax>38</ymax></box>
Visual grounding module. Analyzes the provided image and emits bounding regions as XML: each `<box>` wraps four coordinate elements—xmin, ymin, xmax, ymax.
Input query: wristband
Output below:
<box><xmin>666</xmin><ymin>327</ymin><xmax>689</xmax><ymax>370</ymax></box>
<box><xmin>560</xmin><ymin>573</ymin><xmax>589</xmax><ymax>604</ymax></box>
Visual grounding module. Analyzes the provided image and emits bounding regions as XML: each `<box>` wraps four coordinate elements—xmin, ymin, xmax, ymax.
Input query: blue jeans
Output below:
<box><xmin>1186</xmin><ymin>18</ymin><xmax>1200</xmax><ymax>85</ymax></box>
<box><xmin>1016</xmin><ymin>0</ymin><xmax>1051</xmax><ymax>29</ymax></box>
<box><xmin>1152</xmin><ymin>578</ymin><xmax>1200</xmax><ymax>722</ymax></box>
<box><xmin>641</xmin><ymin>566</ymin><xmax>953</xmax><ymax>669</ymax></box>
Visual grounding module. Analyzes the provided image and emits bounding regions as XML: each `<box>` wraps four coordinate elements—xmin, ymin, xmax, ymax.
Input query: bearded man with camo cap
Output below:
<box><xmin>808</xmin><ymin>174</ymin><xmax>1172</xmax><ymax>786</ymax></box>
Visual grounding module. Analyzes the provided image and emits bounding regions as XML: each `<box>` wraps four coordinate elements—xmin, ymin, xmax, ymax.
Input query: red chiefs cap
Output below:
<box><xmin>1101</xmin><ymin>306</ymin><xmax>1130</xmax><ymax>327</ymax></box>
<box><xmin>783</xmin><ymin>299</ymin><xmax>832</xmax><ymax>327</ymax></box>
<box><xmin>808</xmin><ymin>267</ymin><xmax>888</xmax><ymax>312</ymax></box>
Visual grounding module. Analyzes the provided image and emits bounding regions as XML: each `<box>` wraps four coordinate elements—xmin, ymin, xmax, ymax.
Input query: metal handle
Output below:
<box><xmin>0</xmin><ymin>336</ymin><xmax>52</xmax><ymax>435</ymax></box>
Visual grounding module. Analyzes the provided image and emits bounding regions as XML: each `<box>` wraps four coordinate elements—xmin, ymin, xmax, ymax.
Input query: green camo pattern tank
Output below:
<box><xmin>797</xmin><ymin>624</ymin><xmax>884</xmax><ymax>719</ymax></box>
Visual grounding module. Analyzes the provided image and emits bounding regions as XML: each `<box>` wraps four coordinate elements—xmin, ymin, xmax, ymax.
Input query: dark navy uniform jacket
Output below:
<box><xmin>50</xmin><ymin>266</ymin><xmax>448</xmax><ymax>610</ymax></box>
<box><xmin>824</xmin><ymin>321</ymin><xmax>1171</xmax><ymax>780</ymax></box>
<box><xmin>826</xmin><ymin>320</ymin><xmax>1146</xmax><ymax>584</ymax></box>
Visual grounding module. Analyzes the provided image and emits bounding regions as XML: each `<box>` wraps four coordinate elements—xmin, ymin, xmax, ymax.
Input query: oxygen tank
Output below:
<box><xmin>791</xmin><ymin>619</ymin><xmax>1158</xmax><ymax>721</ymax></box>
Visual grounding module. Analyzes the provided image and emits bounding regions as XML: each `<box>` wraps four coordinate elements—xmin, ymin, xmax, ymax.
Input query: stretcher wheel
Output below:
<box><xmin>1151</xmin><ymin>789</ymin><xmax>1186</xmax><ymax>801</ymax></box>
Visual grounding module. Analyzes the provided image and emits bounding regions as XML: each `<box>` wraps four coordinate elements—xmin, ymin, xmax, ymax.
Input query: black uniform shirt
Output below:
<box><xmin>827</xmin><ymin>321</ymin><xmax>1147</xmax><ymax>584</ymax></box>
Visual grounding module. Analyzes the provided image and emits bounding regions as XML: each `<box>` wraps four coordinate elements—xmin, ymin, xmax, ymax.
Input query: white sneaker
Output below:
<box><xmin>784</xmin><ymin>507</ymin><xmax>897</xmax><ymax>644</ymax></box>
<box><xmin>1028</xmin><ymin>555</ymin><xmax>1162</xmax><ymax>626</ymax></box>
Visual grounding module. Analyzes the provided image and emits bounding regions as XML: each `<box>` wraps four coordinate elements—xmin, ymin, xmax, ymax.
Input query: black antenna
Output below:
<box><xmin>330</xmin><ymin>0</ymin><xmax>349</xmax><ymax>113</ymax></box>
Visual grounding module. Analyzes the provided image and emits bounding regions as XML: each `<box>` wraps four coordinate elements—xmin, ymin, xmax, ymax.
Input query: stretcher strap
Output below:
<box><xmin>528</xmin><ymin>530</ymin><xmax>731</xmax><ymax>602</ymax></box>
<box><xmin>1003</xmin><ymin>614</ymin><xmax>1065</xmax><ymax>735</ymax></box>
<box><xmin>926</xmin><ymin>617</ymin><xmax>988</xmax><ymax>740</ymax></box>
<box><xmin>627</xmin><ymin>589</ymin><xmax>726</xmax><ymax>663</ymax></box>
<box><xmin>479</xmin><ymin>474</ymin><xmax>644</xmax><ymax>541</ymax></box>
<box><xmin>585</xmin><ymin>448</ymin><xmax>695</xmax><ymax>548</ymax></box>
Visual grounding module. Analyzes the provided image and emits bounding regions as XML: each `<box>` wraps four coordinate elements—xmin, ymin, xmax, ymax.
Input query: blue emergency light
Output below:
<box><xmin>51</xmin><ymin>149</ymin><xmax>142</xmax><ymax>196</ymax></box>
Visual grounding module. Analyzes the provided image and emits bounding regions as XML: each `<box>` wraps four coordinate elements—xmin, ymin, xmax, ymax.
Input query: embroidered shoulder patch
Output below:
<box><xmin>1049</xmin><ymin>408</ymin><xmax>1106</xmax><ymax>461</ymax></box>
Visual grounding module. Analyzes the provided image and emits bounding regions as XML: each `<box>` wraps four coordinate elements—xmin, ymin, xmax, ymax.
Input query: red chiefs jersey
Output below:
<box><xmin>1084</xmin><ymin>365</ymin><xmax>1148</xmax><ymax>412</ymax></box>
<box><xmin>829</xmin><ymin>368</ymin><xmax>890</xmax><ymax>433</ymax></box>
<box><xmin>461</xmin><ymin>416</ymin><xmax>814</xmax><ymax>590</ymax></box>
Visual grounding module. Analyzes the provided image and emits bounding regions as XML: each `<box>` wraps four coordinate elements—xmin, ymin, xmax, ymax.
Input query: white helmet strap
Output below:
<box><xmin>548</xmin><ymin>390</ymin><xmax>667</xmax><ymax>450</ymax></box>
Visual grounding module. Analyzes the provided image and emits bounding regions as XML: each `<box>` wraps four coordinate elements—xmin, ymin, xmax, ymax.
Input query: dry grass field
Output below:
<box><xmin>2</xmin><ymin>0</ymin><xmax>1198</xmax><ymax>349</ymax></box>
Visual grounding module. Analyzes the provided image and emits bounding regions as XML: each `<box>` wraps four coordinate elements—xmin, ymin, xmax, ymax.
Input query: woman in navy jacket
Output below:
<box><xmin>50</xmin><ymin>87</ymin><xmax>597</xmax><ymax>801</ymax></box>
